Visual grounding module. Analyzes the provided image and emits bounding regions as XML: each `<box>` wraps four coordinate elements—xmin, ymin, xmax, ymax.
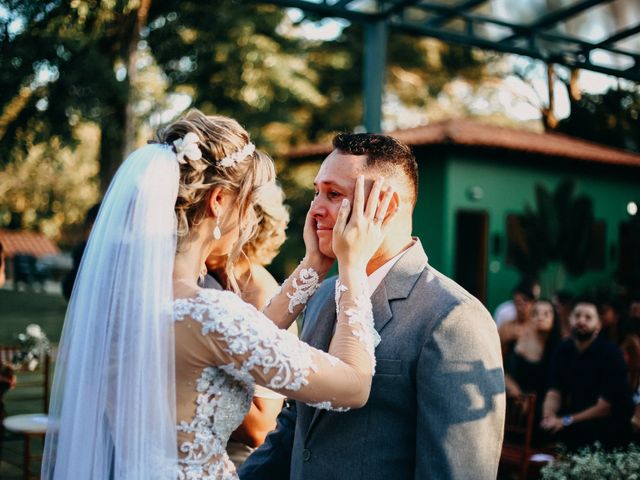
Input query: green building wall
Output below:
<box><xmin>414</xmin><ymin>147</ymin><xmax>640</xmax><ymax>312</ymax></box>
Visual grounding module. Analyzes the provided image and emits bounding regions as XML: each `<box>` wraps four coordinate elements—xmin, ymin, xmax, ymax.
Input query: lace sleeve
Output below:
<box><xmin>175</xmin><ymin>286</ymin><xmax>378</xmax><ymax>411</ymax></box>
<box><xmin>261</xmin><ymin>258</ymin><xmax>327</xmax><ymax>330</ymax></box>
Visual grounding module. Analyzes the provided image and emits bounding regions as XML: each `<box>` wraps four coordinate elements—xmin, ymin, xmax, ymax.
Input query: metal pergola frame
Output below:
<box><xmin>258</xmin><ymin>0</ymin><xmax>640</xmax><ymax>132</ymax></box>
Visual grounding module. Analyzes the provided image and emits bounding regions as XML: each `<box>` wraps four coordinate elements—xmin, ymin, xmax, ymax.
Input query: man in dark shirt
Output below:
<box><xmin>541</xmin><ymin>300</ymin><xmax>633</xmax><ymax>450</ymax></box>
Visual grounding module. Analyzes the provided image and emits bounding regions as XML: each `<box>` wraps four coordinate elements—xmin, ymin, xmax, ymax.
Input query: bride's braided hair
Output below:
<box><xmin>156</xmin><ymin>109</ymin><xmax>275</xmax><ymax>291</ymax></box>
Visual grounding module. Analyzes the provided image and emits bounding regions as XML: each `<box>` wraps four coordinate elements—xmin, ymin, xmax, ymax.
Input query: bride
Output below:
<box><xmin>42</xmin><ymin>110</ymin><xmax>394</xmax><ymax>479</ymax></box>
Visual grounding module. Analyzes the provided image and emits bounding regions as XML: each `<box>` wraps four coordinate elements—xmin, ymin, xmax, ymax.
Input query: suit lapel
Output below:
<box><xmin>301</xmin><ymin>290</ymin><xmax>337</xmax><ymax>351</ymax></box>
<box><xmin>301</xmin><ymin>291</ymin><xmax>337</xmax><ymax>440</ymax></box>
<box><xmin>304</xmin><ymin>240</ymin><xmax>429</xmax><ymax>440</ymax></box>
<box><xmin>371</xmin><ymin>239</ymin><xmax>429</xmax><ymax>334</ymax></box>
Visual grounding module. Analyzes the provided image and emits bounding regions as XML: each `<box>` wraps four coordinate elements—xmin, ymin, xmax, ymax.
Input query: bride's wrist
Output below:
<box><xmin>302</xmin><ymin>254</ymin><xmax>333</xmax><ymax>277</ymax></box>
<box><xmin>338</xmin><ymin>264</ymin><xmax>367</xmax><ymax>285</ymax></box>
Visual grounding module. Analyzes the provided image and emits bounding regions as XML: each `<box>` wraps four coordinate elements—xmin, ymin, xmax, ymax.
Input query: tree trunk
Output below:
<box><xmin>98</xmin><ymin>0</ymin><xmax>153</xmax><ymax>193</ymax></box>
<box><xmin>99</xmin><ymin>108</ymin><xmax>127</xmax><ymax>193</ymax></box>
<box><xmin>569</xmin><ymin>69</ymin><xmax>581</xmax><ymax>102</ymax></box>
<box><xmin>122</xmin><ymin>0</ymin><xmax>153</xmax><ymax>158</ymax></box>
<box><xmin>542</xmin><ymin>63</ymin><xmax>558</xmax><ymax>130</ymax></box>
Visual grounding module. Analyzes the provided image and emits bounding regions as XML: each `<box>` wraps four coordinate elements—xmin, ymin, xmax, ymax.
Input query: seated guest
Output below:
<box><xmin>498</xmin><ymin>278</ymin><xmax>538</xmax><ymax>357</ymax></box>
<box><xmin>0</xmin><ymin>240</ymin><xmax>5</xmax><ymax>287</ymax></box>
<box><xmin>541</xmin><ymin>300</ymin><xmax>634</xmax><ymax>450</ymax></box>
<box><xmin>552</xmin><ymin>290</ymin><xmax>575</xmax><ymax>339</ymax></box>
<box><xmin>494</xmin><ymin>277</ymin><xmax>539</xmax><ymax>328</ymax></box>
<box><xmin>203</xmin><ymin>170</ymin><xmax>292</xmax><ymax>468</ymax></box>
<box><xmin>598</xmin><ymin>295</ymin><xmax>622</xmax><ymax>343</ymax></box>
<box><xmin>0</xmin><ymin>363</ymin><xmax>16</xmax><ymax>420</ymax></box>
<box><xmin>621</xmin><ymin>334</ymin><xmax>640</xmax><ymax>435</ymax></box>
<box><xmin>505</xmin><ymin>299</ymin><xmax>561</xmax><ymax>428</ymax></box>
<box><xmin>621</xmin><ymin>295</ymin><xmax>640</xmax><ymax>339</ymax></box>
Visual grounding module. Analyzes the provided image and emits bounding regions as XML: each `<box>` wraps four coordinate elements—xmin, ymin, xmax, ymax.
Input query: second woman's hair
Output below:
<box><xmin>157</xmin><ymin>110</ymin><xmax>275</xmax><ymax>291</ymax></box>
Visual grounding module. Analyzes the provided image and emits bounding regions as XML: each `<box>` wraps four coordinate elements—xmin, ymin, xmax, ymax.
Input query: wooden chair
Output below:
<box><xmin>499</xmin><ymin>393</ymin><xmax>553</xmax><ymax>480</ymax></box>
<box><xmin>0</xmin><ymin>345</ymin><xmax>52</xmax><ymax>480</ymax></box>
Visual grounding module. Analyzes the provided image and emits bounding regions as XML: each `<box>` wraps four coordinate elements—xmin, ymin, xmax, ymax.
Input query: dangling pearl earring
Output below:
<box><xmin>213</xmin><ymin>216</ymin><xmax>221</xmax><ymax>240</ymax></box>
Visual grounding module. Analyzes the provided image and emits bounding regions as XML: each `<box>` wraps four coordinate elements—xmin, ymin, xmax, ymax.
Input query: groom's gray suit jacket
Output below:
<box><xmin>242</xmin><ymin>240</ymin><xmax>505</xmax><ymax>480</ymax></box>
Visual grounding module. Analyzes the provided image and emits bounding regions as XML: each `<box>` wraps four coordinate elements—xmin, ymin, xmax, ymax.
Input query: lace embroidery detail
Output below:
<box><xmin>308</xmin><ymin>400</ymin><xmax>351</xmax><ymax>412</ymax></box>
<box><xmin>335</xmin><ymin>280</ymin><xmax>380</xmax><ymax>373</ymax></box>
<box><xmin>174</xmin><ymin>365</ymin><xmax>252</xmax><ymax>480</ymax></box>
<box><xmin>287</xmin><ymin>267</ymin><xmax>320</xmax><ymax>313</ymax></box>
<box><xmin>175</xmin><ymin>290</ymin><xmax>318</xmax><ymax>392</ymax></box>
<box><xmin>264</xmin><ymin>285</ymin><xmax>282</xmax><ymax>309</ymax></box>
<box><xmin>334</xmin><ymin>281</ymin><xmax>348</xmax><ymax>313</ymax></box>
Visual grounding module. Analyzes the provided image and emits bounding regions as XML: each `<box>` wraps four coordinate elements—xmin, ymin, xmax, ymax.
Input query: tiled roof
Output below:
<box><xmin>0</xmin><ymin>229</ymin><xmax>60</xmax><ymax>258</ymax></box>
<box><xmin>288</xmin><ymin>118</ymin><xmax>640</xmax><ymax>167</ymax></box>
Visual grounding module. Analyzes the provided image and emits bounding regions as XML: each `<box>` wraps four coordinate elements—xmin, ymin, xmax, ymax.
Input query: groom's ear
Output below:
<box><xmin>382</xmin><ymin>190</ymin><xmax>400</xmax><ymax>221</ymax></box>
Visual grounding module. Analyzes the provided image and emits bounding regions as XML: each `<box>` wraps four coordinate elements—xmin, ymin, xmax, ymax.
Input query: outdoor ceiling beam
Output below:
<box><xmin>408</xmin><ymin>2</ymin><xmax>522</xmax><ymax>32</ymax></box>
<box><xmin>539</xmin><ymin>31</ymin><xmax>640</xmax><ymax>63</ymax></box>
<box><xmin>393</xmin><ymin>18</ymin><xmax>640</xmax><ymax>81</ymax></box>
<box><xmin>259</xmin><ymin>0</ymin><xmax>381</xmax><ymax>22</ymax></box>
<box><xmin>385</xmin><ymin>0</ymin><xmax>419</xmax><ymax>17</ymax></box>
<box><xmin>423</xmin><ymin>0</ymin><xmax>487</xmax><ymax>28</ymax></box>
<box><xmin>363</xmin><ymin>19</ymin><xmax>388</xmax><ymax>132</ymax></box>
<box><xmin>594</xmin><ymin>23</ymin><xmax>640</xmax><ymax>47</ymax></box>
<box><xmin>500</xmin><ymin>0</ymin><xmax>614</xmax><ymax>43</ymax></box>
<box><xmin>334</xmin><ymin>0</ymin><xmax>356</xmax><ymax>9</ymax></box>
<box><xmin>405</xmin><ymin>3</ymin><xmax>640</xmax><ymax>62</ymax></box>
<box><xmin>254</xmin><ymin>0</ymin><xmax>640</xmax><ymax>86</ymax></box>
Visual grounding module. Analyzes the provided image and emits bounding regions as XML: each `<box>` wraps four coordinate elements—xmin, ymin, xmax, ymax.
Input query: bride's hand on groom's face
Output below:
<box><xmin>303</xmin><ymin>205</ymin><xmax>335</xmax><ymax>274</ymax></box>
<box><xmin>332</xmin><ymin>175</ymin><xmax>395</xmax><ymax>271</ymax></box>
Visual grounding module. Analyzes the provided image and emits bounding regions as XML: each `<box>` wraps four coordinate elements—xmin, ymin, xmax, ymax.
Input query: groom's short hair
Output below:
<box><xmin>332</xmin><ymin>133</ymin><xmax>418</xmax><ymax>206</ymax></box>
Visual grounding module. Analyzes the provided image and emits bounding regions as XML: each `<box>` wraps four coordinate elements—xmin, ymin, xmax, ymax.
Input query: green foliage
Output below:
<box><xmin>557</xmin><ymin>86</ymin><xmax>640</xmax><ymax>153</ymax></box>
<box><xmin>509</xmin><ymin>180</ymin><xmax>595</xmax><ymax>279</ymax></box>
<box><xmin>0</xmin><ymin>1</ymin><xmax>502</xmax><ymax>247</ymax></box>
<box><xmin>0</xmin><ymin>123</ymin><xmax>101</xmax><ymax>241</ymax></box>
<box><xmin>541</xmin><ymin>443</ymin><xmax>640</xmax><ymax>479</ymax></box>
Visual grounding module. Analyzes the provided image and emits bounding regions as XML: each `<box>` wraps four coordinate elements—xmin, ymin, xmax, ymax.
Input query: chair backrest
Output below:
<box><xmin>0</xmin><ymin>345</ymin><xmax>51</xmax><ymax>414</ymax></box>
<box><xmin>504</xmin><ymin>393</ymin><xmax>536</xmax><ymax>453</ymax></box>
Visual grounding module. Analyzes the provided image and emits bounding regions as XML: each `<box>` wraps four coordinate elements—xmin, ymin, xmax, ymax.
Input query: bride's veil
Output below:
<box><xmin>42</xmin><ymin>144</ymin><xmax>180</xmax><ymax>479</ymax></box>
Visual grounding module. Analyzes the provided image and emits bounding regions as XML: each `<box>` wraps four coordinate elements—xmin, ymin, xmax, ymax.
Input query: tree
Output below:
<box><xmin>0</xmin><ymin>0</ymin><xmax>154</xmax><ymax>193</ymax></box>
<box><xmin>556</xmin><ymin>86</ymin><xmax>640</xmax><ymax>153</ymax></box>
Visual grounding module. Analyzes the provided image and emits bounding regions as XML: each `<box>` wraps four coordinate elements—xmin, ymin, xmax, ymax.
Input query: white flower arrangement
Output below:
<box><xmin>171</xmin><ymin>132</ymin><xmax>254</xmax><ymax>169</ymax></box>
<box><xmin>12</xmin><ymin>323</ymin><xmax>51</xmax><ymax>371</ymax></box>
<box><xmin>218</xmin><ymin>142</ymin><xmax>255</xmax><ymax>168</ymax></box>
<box><xmin>172</xmin><ymin>132</ymin><xmax>202</xmax><ymax>164</ymax></box>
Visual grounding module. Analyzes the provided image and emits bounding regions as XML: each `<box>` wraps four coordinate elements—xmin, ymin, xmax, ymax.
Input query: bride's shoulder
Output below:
<box><xmin>174</xmin><ymin>288</ymin><xmax>257</xmax><ymax>322</ymax></box>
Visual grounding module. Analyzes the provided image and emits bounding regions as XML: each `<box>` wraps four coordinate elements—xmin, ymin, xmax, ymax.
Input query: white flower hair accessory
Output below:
<box><xmin>218</xmin><ymin>142</ymin><xmax>255</xmax><ymax>168</ymax></box>
<box><xmin>172</xmin><ymin>132</ymin><xmax>202</xmax><ymax>164</ymax></box>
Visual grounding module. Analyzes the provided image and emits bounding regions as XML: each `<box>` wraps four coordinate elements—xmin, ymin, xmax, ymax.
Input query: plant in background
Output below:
<box><xmin>12</xmin><ymin>323</ymin><xmax>50</xmax><ymax>371</ymax></box>
<box><xmin>508</xmin><ymin>180</ymin><xmax>595</xmax><ymax>295</ymax></box>
<box><xmin>541</xmin><ymin>443</ymin><xmax>640</xmax><ymax>479</ymax></box>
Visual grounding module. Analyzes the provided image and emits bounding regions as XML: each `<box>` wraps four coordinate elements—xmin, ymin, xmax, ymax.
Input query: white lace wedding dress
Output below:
<box><xmin>172</xmin><ymin>281</ymin><xmax>378</xmax><ymax>480</ymax></box>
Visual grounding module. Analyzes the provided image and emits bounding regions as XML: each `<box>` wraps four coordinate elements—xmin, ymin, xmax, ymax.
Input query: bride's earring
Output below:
<box><xmin>213</xmin><ymin>215</ymin><xmax>221</xmax><ymax>240</ymax></box>
<box><xmin>198</xmin><ymin>264</ymin><xmax>207</xmax><ymax>284</ymax></box>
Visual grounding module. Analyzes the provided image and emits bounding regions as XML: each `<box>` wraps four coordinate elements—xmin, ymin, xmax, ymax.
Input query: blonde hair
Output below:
<box><xmin>245</xmin><ymin>151</ymin><xmax>290</xmax><ymax>266</ymax></box>
<box><xmin>156</xmin><ymin>110</ymin><xmax>275</xmax><ymax>291</ymax></box>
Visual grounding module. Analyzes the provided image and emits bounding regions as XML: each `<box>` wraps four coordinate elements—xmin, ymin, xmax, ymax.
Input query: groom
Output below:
<box><xmin>239</xmin><ymin>133</ymin><xmax>505</xmax><ymax>479</ymax></box>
